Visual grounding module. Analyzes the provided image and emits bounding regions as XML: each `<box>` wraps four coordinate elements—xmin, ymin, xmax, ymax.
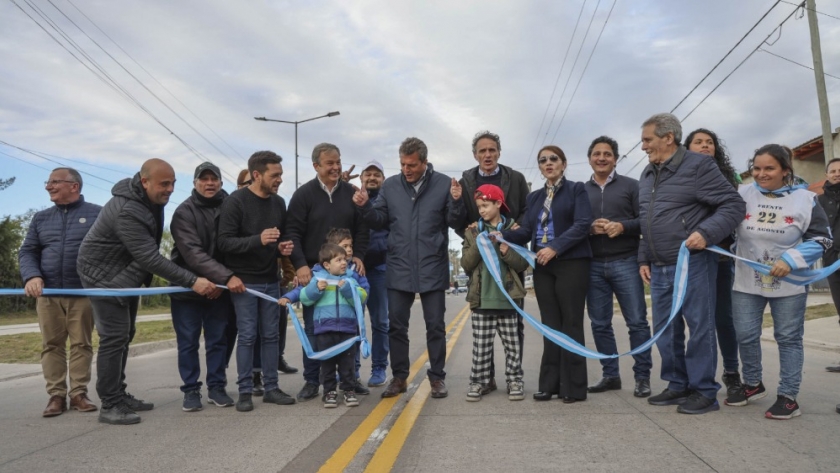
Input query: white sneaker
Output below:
<box><xmin>508</xmin><ymin>379</ymin><xmax>524</xmax><ymax>401</ymax></box>
<box><xmin>466</xmin><ymin>383</ymin><xmax>483</xmax><ymax>402</ymax></box>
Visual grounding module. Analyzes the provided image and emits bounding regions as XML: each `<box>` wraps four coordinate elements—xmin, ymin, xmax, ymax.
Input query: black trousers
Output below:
<box><xmin>317</xmin><ymin>332</ymin><xmax>356</xmax><ymax>393</ymax></box>
<box><xmin>88</xmin><ymin>295</ymin><xmax>139</xmax><ymax>408</ymax></box>
<box><xmin>828</xmin><ymin>271</ymin><xmax>840</xmax><ymax>318</ymax></box>
<box><xmin>533</xmin><ymin>258</ymin><xmax>590</xmax><ymax>399</ymax></box>
<box><xmin>388</xmin><ymin>289</ymin><xmax>446</xmax><ymax>381</ymax></box>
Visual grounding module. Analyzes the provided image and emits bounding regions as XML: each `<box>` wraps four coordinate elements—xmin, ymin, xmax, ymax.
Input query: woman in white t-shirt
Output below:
<box><xmin>727</xmin><ymin>144</ymin><xmax>831</xmax><ymax>420</ymax></box>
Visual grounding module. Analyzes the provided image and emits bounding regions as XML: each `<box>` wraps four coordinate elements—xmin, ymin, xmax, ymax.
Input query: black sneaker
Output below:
<box><xmin>182</xmin><ymin>390</ymin><xmax>202</xmax><ymax>412</ymax></box>
<box><xmin>297</xmin><ymin>382</ymin><xmax>320</xmax><ymax>402</ymax></box>
<box><xmin>765</xmin><ymin>395</ymin><xmax>801</xmax><ymax>420</ymax></box>
<box><xmin>99</xmin><ymin>402</ymin><xmax>141</xmax><ymax>425</ymax></box>
<box><xmin>278</xmin><ymin>357</ymin><xmax>299</xmax><ymax>374</ymax></box>
<box><xmin>263</xmin><ymin>388</ymin><xmax>296</xmax><ymax>405</ymax></box>
<box><xmin>252</xmin><ymin>372</ymin><xmax>265</xmax><ymax>397</ymax></box>
<box><xmin>344</xmin><ymin>390</ymin><xmax>359</xmax><ymax>407</ymax></box>
<box><xmin>207</xmin><ymin>388</ymin><xmax>234</xmax><ymax>407</ymax></box>
<box><xmin>724</xmin><ymin>381</ymin><xmax>767</xmax><ymax>407</ymax></box>
<box><xmin>323</xmin><ymin>391</ymin><xmax>338</xmax><ymax>408</ymax></box>
<box><xmin>721</xmin><ymin>372</ymin><xmax>743</xmax><ymax>398</ymax></box>
<box><xmin>122</xmin><ymin>392</ymin><xmax>154</xmax><ymax>411</ymax></box>
<box><xmin>236</xmin><ymin>393</ymin><xmax>253</xmax><ymax>412</ymax></box>
<box><xmin>677</xmin><ymin>392</ymin><xmax>720</xmax><ymax>415</ymax></box>
<box><xmin>353</xmin><ymin>379</ymin><xmax>371</xmax><ymax>395</ymax></box>
<box><xmin>648</xmin><ymin>389</ymin><xmax>690</xmax><ymax>406</ymax></box>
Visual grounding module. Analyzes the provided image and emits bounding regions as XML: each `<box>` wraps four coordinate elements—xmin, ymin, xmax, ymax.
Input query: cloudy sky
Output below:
<box><xmin>2</xmin><ymin>0</ymin><xmax>840</xmax><ymax>241</ymax></box>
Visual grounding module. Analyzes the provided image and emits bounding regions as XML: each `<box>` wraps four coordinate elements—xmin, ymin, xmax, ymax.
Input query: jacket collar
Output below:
<box><xmin>55</xmin><ymin>195</ymin><xmax>86</xmax><ymax>211</ymax></box>
<box><xmin>642</xmin><ymin>146</ymin><xmax>687</xmax><ymax>178</ymax></box>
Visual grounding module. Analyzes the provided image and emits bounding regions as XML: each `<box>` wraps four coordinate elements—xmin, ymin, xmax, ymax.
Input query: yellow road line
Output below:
<box><xmin>363</xmin><ymin>307</ymin><xmax>471</xmax><ymax>473</ymax></box>
<box><xmin>317</xmin><ymin>304</ymin><xmax>470</xmax><ymax>473</ymax></box>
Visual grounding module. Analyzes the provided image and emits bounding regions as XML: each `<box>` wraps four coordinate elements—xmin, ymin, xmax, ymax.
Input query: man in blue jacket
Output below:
<box><xmin>19</xmin><ymin>167</ymin><xmax>101</xmax><ymax>417</ymax></box>
<box><xmin>638</xmin><ymin>113</ymin><xmax>745</xmax><ymax>415</ymax></box>
<box><xmin>353</xmin><ymin>137</ymin><xmax>465</xmax><ymax>399</ymax></box>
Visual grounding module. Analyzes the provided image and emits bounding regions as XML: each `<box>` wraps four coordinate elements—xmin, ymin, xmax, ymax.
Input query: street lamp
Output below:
<box><xmin>254</xmin><ymin>111</ymin><xmax>341</xmax><ymax>189</ymax></box>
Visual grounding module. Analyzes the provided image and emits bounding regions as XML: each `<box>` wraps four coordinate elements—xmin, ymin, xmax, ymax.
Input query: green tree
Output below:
<box><xmin>0</xmin><ymin>177</ymin><xmax>15</xmax><ymax>191</ymax></box>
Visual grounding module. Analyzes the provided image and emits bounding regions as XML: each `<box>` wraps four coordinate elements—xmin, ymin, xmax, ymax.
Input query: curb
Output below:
<box><xmin>0</xmin><ymin>338</ymin><xmax>177</xmax><ymax>383</ymax></box>
<box><xmin>761</xmin><ymin>332</ymin><xmax>840</xmax><ymax>353</ymax></box>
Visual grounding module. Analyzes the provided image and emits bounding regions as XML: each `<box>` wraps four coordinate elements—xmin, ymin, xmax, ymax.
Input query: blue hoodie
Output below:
<box><xmin>288</xmin><ymin>263</ymin><xmax>369</xmax><ymax>335</ymax></box>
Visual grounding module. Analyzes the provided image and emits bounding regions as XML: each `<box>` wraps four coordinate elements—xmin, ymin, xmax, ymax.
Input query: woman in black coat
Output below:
<box><xmin>502</xmin><ymin>145</ymin><xmax>593</xmax><ymax>402</ymax></box>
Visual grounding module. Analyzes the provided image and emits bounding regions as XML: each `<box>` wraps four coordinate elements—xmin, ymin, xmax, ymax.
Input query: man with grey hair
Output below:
<box><xmin>353</xmin><ymin>137</ymin><xmax>465</xmax><ymax>399</ymax></box>
<box><xmin>19</xmin><ymin>167</ymin><xmax>102</xmax><ymax>417</ymax></box>
<box><xmin>454</xmin><ymin>130</ymin><xmax>529</xmax><ymax>394</ymax></box>
<box><xmin>286</xmin><ymin>142</ymin><xmax>370</xmax><ymax>402</ymax></box>
<box><xmin>637</xmin><ymin>113</ymin><xmax>744</xmax><ymax>415</ymax></box>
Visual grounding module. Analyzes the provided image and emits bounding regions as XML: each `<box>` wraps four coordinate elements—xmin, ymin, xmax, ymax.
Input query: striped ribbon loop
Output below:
<box><xmin>0</xmin><ymin>284</ymin><xmax>370</xmax><ymax>361</ymax></box>
<box><xmin>476</xmin><ymin>233</ymin><xmax>834</xmax><ymax>359</ymax></box>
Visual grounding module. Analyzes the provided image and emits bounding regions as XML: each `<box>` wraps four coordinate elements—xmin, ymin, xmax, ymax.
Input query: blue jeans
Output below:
<box><xmin>586</xmin><ymin>256</ymin><xmax>652</xmax><ymax>380</ymax></box>
<box><xmin>715</xmin><ymin>259</ymin><xmax>739</xmax><ymax>373</ymax></box>
<box><xmin>649</xmin><ymin>251</ymin><xmax>720</xmax><ymax>399</ymax></box>
<box><xmin>731</xmin><ymin>290</ymin><xmax>806</xmax><ymax>398</ymax></box>
<box><xmin>301</xmin><ymin>304</ymin><xmax>320</xmax><ymax>385</ymax></box>
<box><xmin>356</xmin><ymin>266</ymin><xmax>390</xmax><ymax>375</ymax></box>
<box><xmin>231</xmin><ymin>283</ymin><xmax>280</xmax><ymax>394</ymax></box>
<box><xmin>170</xmin><ymin>295</ymin><xmax>231</xmax><ymax>392</ymax></box>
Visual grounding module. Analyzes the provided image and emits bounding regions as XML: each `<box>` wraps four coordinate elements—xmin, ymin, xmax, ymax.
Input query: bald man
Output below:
<box><xmin>78</xmin><ymin>159</ymin><xmax>216</xmax><ymax>425</ymax></box>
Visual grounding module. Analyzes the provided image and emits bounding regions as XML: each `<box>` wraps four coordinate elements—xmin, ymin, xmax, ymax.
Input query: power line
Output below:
<box><xmin>548</xmin><ymin>0</ymin><xmax>617</xmax><ymax>143</ymax></box>
<box><xmin>780</xmin><ymin>0</ymin><xmax>840</xmax><ymax>21</ymax></box>
<box><xmin>620</xmin><ymin>1</ymin><xmax>802</xmax><ymax>175</ymax></box>
<box><xmin>65</xmin><ymin>0</ymin><xmax>247</xmax><ymax>164</ymax></box>
<box><xmin>759</xmin><ymin>47</ymin><xmax>840</xmax><ymax>79</ymax></box>
<box><xmin>0</xmin><ymin>139</ymin><xmax>116</xmax><ymax>185</ymax></box>
<box><xmin>0</xmin><ymin>149</ymin><xmax>113</xmax><ymax>193</ymax></box>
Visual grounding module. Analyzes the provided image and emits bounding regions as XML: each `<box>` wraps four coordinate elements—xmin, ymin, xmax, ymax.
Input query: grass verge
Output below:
<box><xmin>763</xmin><ymin>303</ymin><xmax>837</xmax><ymax>328</ymax></box>
<box><xmin>0</xmin><ymin>305</ymin><xmax>171</xmax><ymax>327</ymax></box>
<box><xmin>0</xmin><ymin>320</ymin><xmax>176</xmax><ymax>364</ymax></box>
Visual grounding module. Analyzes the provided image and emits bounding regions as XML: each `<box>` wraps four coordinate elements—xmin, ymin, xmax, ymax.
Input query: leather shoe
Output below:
<box><xmin>70</xmin><ymin>393</ymin><xmax>98</xmax><ymax>412</ymax></box>
<box><xmin>533</xmin><ymin>392</ymin><xmax>556</xmax><ymax>401</ymax></box>
<box><xmin>381</xmin><ymin>378</ymin><xmax>407</xmax><ymax>398</ymax></box>
<box><xmin>562</xmin><ymin>396</ymin><xmax>585</xmax><ymax>404</ymax></box>
<box><xmin>278</xmin><ymin>357</ymin><xmax>299</xmax><ymax>374</ymax></box>
<box><xmin>826</xmin><ymin>365</ymin><xmax>840</xmax><ymax>373</ymax></box>
<box><xmin>430</xmin><ymin>379</ymin><xmax>448</xmax><ymax>398</ymax></box>
<box><xmin>43</xmin><ymin>395</ymin><xmax>67</xmax><ymax>417</ymax></box>
<box><xmin>588</xmin><ymin>377</ymin><xmax>622</xmax><ymax>393</ymax></box>
<box><xmin>634</xmin><ymin>379</ymin><xmax>652</xmax><ymax>398</ymax></box>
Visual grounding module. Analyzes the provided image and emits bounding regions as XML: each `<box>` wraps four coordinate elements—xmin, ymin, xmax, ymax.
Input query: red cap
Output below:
<box><xmin>474</xmin><ymin>184</ymin><xmax>510</xmax><ymax>214</ymax></box>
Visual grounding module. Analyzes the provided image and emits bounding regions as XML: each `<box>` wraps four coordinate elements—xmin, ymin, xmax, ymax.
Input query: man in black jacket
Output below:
<box><xmin>285</xmin><ymin>142</ymin><xmax>369</xmax><ymax>401</ymax></box>
<box><xmin>455</xmin><ymin>130</ymin><xmax>530</xmax><ymax>394</ymax></box>
<box><xmin>218</xmin><ymin>151</ymin><xmax>297</xmax><ymax>412</ymax></box>
<box><xmin>583</xmin><ymin>136</ymin><xmax>652</xmax><ymax>398</ymax></box>
<box><xmin>19</xmin><ymin>167</ymin><xmax>101</xmax><ymax>417</ymax></box>
<box><xmin>77</xmin><ymin>159</ymin><xmax>216</xmax><ymax>425</ymax></box>
<box><xmin>818</xmin><ymin>158</ymin><xmax>840</xmax><ymax>373</ymax></box>
<box><xmin>169</xmin><ymin>162</ymin><xmax>246</xmax><ymax>412</ymax></box>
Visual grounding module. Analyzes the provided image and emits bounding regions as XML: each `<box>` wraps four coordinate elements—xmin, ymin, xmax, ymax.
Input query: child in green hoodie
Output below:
<box><xmin>460</xmin><ymin>184</ymin><xmax>529</xmax><ymax>402</ymax></box>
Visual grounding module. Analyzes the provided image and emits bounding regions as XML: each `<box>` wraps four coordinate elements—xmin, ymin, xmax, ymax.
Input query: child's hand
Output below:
<box><xmin>317</xmin><ymin>280</ymin><xmax>328</xmax><ymax>291</ymax></box>
<box><xmin>277</xmin><ymin>297</ymin><xmax>290</xmax><ymax>306</ymax></box>
<box><xmin>337</xmin><ymin>279</ymin><xmax>346</xmax><ymax>287</ymax></box>
<box><xmin>500</xmin><ymin>242</ymin><xmax>509</xmax><ymax>255</ymax></box>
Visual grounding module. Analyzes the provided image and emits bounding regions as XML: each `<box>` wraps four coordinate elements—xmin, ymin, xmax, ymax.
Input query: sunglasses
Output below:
<box><xmin>538</xmin><ymin>155</ymin><xmax>562</xmax><ymax>165</ymax></box>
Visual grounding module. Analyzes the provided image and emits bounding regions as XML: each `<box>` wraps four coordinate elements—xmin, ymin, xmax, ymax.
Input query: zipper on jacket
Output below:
<box><xmin>59</xmin><ymin>207</ymin><xmax>68</xmax><ymax>289</ymax></box>
<box><xmin>645</xmin><ymin>168</ymin><xmax>664</xmax><ymax>265</ymax></box>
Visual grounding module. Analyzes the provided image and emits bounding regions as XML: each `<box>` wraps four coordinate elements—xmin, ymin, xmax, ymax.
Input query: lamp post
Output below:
<box><xmin>254</xmin><ymin>111</ymin><xmax>340</xmax><ymax>189</ymax></box>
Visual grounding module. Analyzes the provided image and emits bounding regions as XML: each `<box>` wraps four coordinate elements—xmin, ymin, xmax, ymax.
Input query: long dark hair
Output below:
<box><xmin>684</xmin><ymin>128</ymin><xmax>738</xmax><ymax>188</ymax></box>
<box><xmin>751</xmin><ymin>144</ymin><xmax>796</xmax><ymax>188</ymax></box>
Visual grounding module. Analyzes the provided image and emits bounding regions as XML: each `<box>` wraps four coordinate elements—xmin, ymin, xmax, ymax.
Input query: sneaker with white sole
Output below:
<box><xmin>508</xmin><ymin>379</ymin><xmax>525</xmax><ymax>401</ymax></box>
<box><xmin>765</xmin><ymin>395</ymin><xmax>801</xmax><ymax>420</ymax></box>
<box><xmin>466</xmin><ymin>383</ymin><xmax>482</xmax><ymax>402</ymax></box>
<box><xmin>323</xmin><ymin>391</ymin><xmax>338</xmax><ymax>408</ymax></box>
<box><xmin>344</xmin><ymin>391</ymin><xmax>359</xmax><ymax>407</ymax></box>
<box><xmin>182</xmin><ymin>390</ymin><xmax>202</xmax><ymax>412</ymax></box>
<box><xmin>725</xmin><ymin>381</ymin><xmax>767</xmax><ymax>407</ymax></box>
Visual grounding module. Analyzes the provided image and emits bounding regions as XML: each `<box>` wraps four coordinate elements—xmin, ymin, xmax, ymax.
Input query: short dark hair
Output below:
<box><xmin>587</xmin><ymin>136</ymin><xmax>619</xmax><ymax>159</ymax></box>
<box><xmin>319</xmin><ymin>243</ymin><xmax>346</xmax><ymax>265</ymax></box>
<box><xmin>52</xmin><ymin>167</ymin><xmax>83</xmax><ymax>191</ymax></box>
<box><xmin>326</xmin><ymin>227</ymin><xmax>353</xmax><ymax>245</ymax></box>
<box><xmin>472</xmin><ymin>131</ymin><xmax>501</xmax><ymax>154</ymax></box>
<box><xmin>248</xmin><ymin>151</ymin><xmax>282</xmax><ymax>176</ymax></box>
<box><xmin>399</xmin><ymin>137</ymin><xmax>428</xmax><ymax>162</ymax></box>
<box><xmin>311</xmin><ymin>143</ymin><xmax>340</xmax><ymax>164</ymax></box>
<box><xmin>826</xmin><ymin>158</ymin><xmax>840</xmax><ymax>173</ymax></box>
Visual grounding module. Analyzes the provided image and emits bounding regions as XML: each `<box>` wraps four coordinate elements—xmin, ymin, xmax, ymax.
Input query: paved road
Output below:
<box><xmin>2</xmin><ymin>293</ymin><xmax>840</xmax><ymax>472</ymax></box>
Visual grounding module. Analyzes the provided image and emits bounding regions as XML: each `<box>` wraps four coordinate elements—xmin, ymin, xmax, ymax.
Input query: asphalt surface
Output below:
<box><xmin>2</xmin><ymin>293</ymin><xmax>840</xmax><ymax>472</ymax></box>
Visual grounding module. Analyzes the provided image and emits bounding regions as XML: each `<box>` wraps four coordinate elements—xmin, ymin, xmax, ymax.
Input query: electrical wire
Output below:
<box><xmin>780</xmin><ymin>0</ymin><xmax>840</xmax><ymax>21</ymax></box>
<box><xmin>759</xmin><ymin>47</ymin><xmax>840</xmax><ymax>79</ymax></box>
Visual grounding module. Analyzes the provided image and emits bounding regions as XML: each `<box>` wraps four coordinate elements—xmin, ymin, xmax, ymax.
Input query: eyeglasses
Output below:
<box><xmin>538</xmin><ymin>155</ymin><xmax>562</xmax><ymax>165</ymax></box>
<box><xmin>44</xmin><ymin>180</ymin><xmax>76</xmax><ymax>187</ymax></box>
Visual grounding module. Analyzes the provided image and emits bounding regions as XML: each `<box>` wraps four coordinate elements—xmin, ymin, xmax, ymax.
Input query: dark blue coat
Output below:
<box><xmin>638</xmin><ymin>146</ymin><xmax>745</xmax><ymax>266</ymax></box>
<box><xmin>363</xmin><ymin>189</ymin><xmax>389</xmax><ymax>271</ymax></box>
<box><xmin>503</xmin><ymin>178</ymin><xmax>593</xmax><ymax>260</ymax></box>
<box><xmin>19</xmin><ymin>196</ymin><xmax>102</xmax><ymax>289</ymax></box>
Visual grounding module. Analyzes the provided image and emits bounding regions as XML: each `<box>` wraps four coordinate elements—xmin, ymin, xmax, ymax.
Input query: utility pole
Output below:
<box><xmin>807</xmin><ymin>0</ymin><xmax>835</xmax><ymax>163</ymax></box>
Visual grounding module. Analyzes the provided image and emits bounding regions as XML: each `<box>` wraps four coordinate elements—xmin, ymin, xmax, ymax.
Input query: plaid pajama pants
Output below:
<box><xmin>470</xmin><ymin>311</ymin><xmax>522</xmax><ymax>385</ymax></box>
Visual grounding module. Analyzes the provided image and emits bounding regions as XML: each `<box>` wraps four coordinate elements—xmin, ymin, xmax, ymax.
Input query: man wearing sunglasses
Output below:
<box><xmin>19</xmin><ymin>168</ymin><xmax>102</xmax><ymax>418</ymax></box>
<box><xmin>454</xmin><ymin>131</ymin><xmax>529</xmax><ymax>395</ymax></box>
